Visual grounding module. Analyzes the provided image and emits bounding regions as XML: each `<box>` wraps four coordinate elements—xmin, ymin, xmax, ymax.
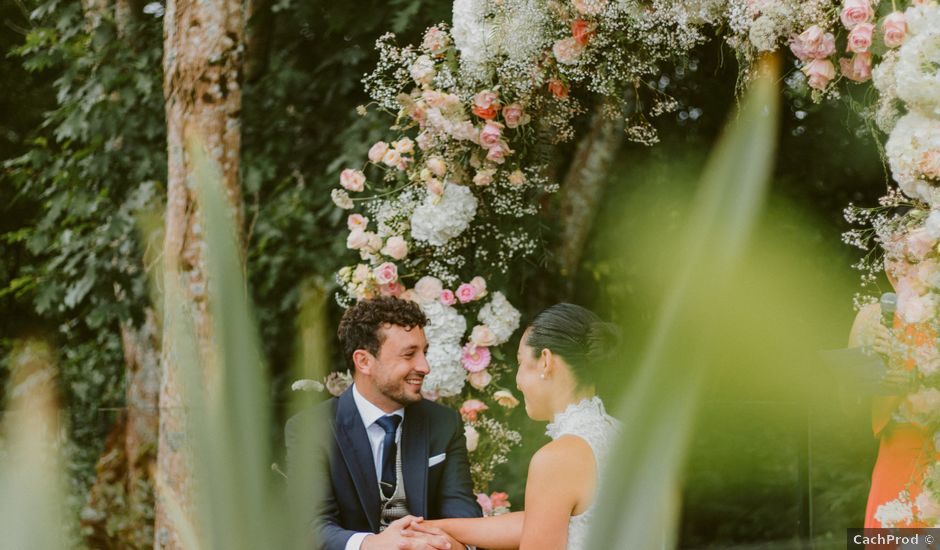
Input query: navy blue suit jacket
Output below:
<box><xmin>285</xmin><ymin>388</ymin><xmax>481</xmax><ymax>550</ymax></box>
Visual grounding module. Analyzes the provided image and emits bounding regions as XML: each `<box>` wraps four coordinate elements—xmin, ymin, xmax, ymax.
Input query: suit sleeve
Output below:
<box><xmin>437</xmin><ymin>409</ymin><xmax>483</xmax><ymax>519</ymax></box>
<box><xmin>285</xmin><ymin>410</ymin><xmax>367</xmax><ymax>550</ymax></box>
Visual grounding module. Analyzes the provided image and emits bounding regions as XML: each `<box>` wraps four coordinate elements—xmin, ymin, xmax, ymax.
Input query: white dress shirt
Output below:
<box><xmin>345</xmin><ymin>385</ymin><xmax>404</xmax><ymax>550</ymax></box>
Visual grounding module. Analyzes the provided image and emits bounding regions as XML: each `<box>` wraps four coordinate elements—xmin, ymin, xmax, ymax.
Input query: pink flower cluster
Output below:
<box><xmin>476</xmin><ymin>492</ymin><xmax>511</xmax><ymax>516</ymax></box>
<box><xmin>790</xmin><ymin>2</ymin><xmax>908</xmax><ymax>91</ymax></box>
<box><xmin>460</xmin><ymin>399</ymin><xmax>488</xmax><ymax>422</ymax></box>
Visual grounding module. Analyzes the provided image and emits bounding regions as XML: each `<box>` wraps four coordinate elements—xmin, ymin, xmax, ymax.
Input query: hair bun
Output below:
<box><xmin>586</xmin><ymin>321</ymin><xmax>621</xmax><ymax>363</ymax></box>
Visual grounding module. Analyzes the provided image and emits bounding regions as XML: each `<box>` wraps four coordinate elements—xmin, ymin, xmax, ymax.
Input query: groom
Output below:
<box><xmin>286</xmin><ymin>296</ymin><xmax>480</xmax><ymax>550</ymax></box>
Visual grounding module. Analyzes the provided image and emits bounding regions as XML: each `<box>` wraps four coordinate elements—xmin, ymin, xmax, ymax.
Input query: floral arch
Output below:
<box><xmin>320</xmin><ymin>0</ymin><xmax>940</xmax><ymax>523</ymax></box>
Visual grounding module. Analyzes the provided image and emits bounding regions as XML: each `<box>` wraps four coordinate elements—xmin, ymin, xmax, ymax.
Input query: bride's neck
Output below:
<box><xmin>550</xmin><ymin>386</ymin><xmax>595</xmax><ymax>419</ymax></box>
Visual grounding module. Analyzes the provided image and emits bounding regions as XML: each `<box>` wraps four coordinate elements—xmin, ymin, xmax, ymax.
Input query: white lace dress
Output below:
<box><xmin>544</xmin><ymin>396</ymin><xmax>620</xmax><ymax>550</ymax></box>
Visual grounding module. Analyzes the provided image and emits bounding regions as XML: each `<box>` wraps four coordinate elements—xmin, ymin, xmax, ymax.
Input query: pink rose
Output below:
<box><xmin>479</xmin><ymin>122</ymin><xmax>503</xmax><ymax>149</ymax></box>
<box><xmin>489</xmin><ymin>492</ymin><xmax>510</xmax><ymax>511</ymax></box>
<box><xmin>470</xmin><ymin>324</ymin><xmax>496</xmax><ymax>347</ymax></box>
<box><xmin>373</xmin><ymin>262</ymin><xmax>398</xmax><ymax>285</ymax></box>
<box><xmin>789</xmin><ymin>26</ymin><xmax>835</xmax><ymax>61</ymax></box>
<box><xmin>472</xmin><ymin>90</ymin><xmax>500</xmax><ymax>120</ymax></box>
<box><xmin>422</xmin><ymin>26</ymin><xmax>449</xmax><ymax>56</ymax></box>
<box><xmin>381</xmin><ymin>236</ymin><xmax>409</xmax><ymax>260</ymax></box>
<box><xmin>416</xmin><ymin>132</ymin><xmax>432</xmax><ymax>150</ymax></box>
<box><xmin>502</xmin><ymin>103</ymin><xmax>528</xmax><ymax>129</ymax></box>
<box><xmin>459</xmin><ymin>399</ymin><xmax>488</xmax><ymax>422</ymax></box>
<box><xmin>461</xmin><ymin>343</ymin><xmax>491</xmax><ymax>373</ymax></box>
<box><xmin>339</xmin><ymin>168</ymin><xmax>366</xmax><ymax>192</ymax></box>
<box><xmin>456</xmin><ymin>283</ymin><xmax>478</xmax><ymax>303</ymax></box>
<box><xmin>414</xmin><ymin>276</ymin><xmax>443</xmax><ymax>302</ymax></box>
<box><xmin>347</xmin><ymin>214</ymin><xmax>368</xmax><ymax>231</ymax></box>
<box><xmin>476</xmin><ymin>493</ymin><xmax>493</xmax><ymax>515</ymax></box>
<box><xmin>846</xmin><ymin>22</ymin><xmax>874</xmax><ymax>53</ymax></box>
<box><xmin>553</xmin><ymin>37</ymin><xmax>584</xmax><ymax>65</ymax></box>
<box><xmin>508</xmin><ymin>170</ymin><xmax>525</xmax><ymax>186</ymax></box>
<box><xmin>379</xmin><ymin>281</ymin><xmax>405</xmax><ymax>297</ymax></box>
<box><xmin>352</xmin><ymin>264</ymin><xmax>371</xmax><ymax>283</ymax></box>
<box><xmin>839</xmin><ymin>52</ymin><xmax>872</xmax><ymax>82</ymax></box>
<box><xmin>486</xmin><ymin>142</ymin><xmax>510</xmax><ymax>164</ymax></box>
<box><xmin>346</xmin><ymin>229</ymin><xmax>370</xmax><ymax>250</ymax></box>
<box><xmin>368</xmin><ymin>141</ymin><xmax>389</xmax><ymax>163</ymax></box>
<box><xmin>883</xmin><ymin>12</ymin><xmax>907</xmax><ymax>48</ymax></box>
<box><xmin>440</xmin><ymin>289</ymin><xmax>457</xmax><ymax>306</ymax></box>
<box><xmin>802</xmin><ymin>58</ymin><xmax>836</xmax><ymax>90</ymax></box>
<box><xmin>467</xmin><ymin>369</ymin><xmax>492</xmax><ymax>390</ymax></box>
<box><xmin>382</xmin><ymin>148</ymin><xmax>403</xmax><ymax>168</ymax></box>
<box><xmin>840</xmin><ymin>0</ymin><xmax>873</xmax><ymax>29</ymax></box>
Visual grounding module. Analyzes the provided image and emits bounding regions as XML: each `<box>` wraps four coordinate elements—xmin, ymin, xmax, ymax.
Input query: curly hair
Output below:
<box><xmin>337</xmin><ymin>297</ymin><xmax>429</xmax><ymax>367</ymax></box>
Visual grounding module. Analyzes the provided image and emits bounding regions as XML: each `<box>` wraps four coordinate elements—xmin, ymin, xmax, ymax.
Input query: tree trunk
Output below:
<box><xmin>556</xmin><ymin>104</ymin><xmax>624</xmax><ymax>296</ymax></box>
<box><xmin>155</xmin><ymin>1</ymin><xmax>245</xmax><ymax>548</ymax></box>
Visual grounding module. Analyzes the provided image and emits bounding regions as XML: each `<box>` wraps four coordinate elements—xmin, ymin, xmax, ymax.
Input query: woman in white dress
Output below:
<box><xmin>407</xmin><ymin>303</ymin><xmax>620</xmax><ymax>550</ymax></box>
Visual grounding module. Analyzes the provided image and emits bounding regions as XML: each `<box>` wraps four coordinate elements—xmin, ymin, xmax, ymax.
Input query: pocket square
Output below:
<box><xmin>428</xmin><ymin>453</ymin><xmax>446</xmax><ymax>467</ymax></box>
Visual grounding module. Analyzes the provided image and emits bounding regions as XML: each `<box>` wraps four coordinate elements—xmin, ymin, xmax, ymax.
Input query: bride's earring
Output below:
<box><xmin>540</xmin><ymin>374</ymin><xmax>546</xmax><ymax>380</ymax></box>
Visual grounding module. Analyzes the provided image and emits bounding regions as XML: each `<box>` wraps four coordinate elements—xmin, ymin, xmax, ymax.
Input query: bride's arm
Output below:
<box><xmin>414</xmin><ymin>512</ymin><xmax>524</xmax><ymax>550</ymax></box>
<box><xmin>518</xmin><ymin>436</ymin><xmax>592</xmax><ymax>550</ymax></box>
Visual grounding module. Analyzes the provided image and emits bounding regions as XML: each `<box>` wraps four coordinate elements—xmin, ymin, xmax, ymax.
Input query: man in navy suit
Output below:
<box><xmin>286</xmin><ymin>297</ymin><xmax>481</xmax><ymax>550</ymax></box>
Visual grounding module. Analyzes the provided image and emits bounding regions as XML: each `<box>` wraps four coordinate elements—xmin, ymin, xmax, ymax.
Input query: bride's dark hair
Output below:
<box><xmin>524</xmin><ymin>303</ymin><xmax>621</xmax><ymax>387</ymax></box>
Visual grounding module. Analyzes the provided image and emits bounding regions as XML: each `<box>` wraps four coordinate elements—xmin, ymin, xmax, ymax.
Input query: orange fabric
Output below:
<box><xmin>864</xmin><ymin>320</ymin><xmax>937</xmax><ymax>528</ymax></box>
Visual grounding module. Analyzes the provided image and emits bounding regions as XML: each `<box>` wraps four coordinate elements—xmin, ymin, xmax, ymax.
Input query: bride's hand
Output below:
<box><xmin>401</xmin><ymin>519</ymin><xmax>460</xmax><ymax>549</ymax></box>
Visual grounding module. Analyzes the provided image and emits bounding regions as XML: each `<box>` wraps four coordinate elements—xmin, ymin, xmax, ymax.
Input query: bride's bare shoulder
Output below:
<box><xmin>529</xmin><ymin>435</ymin><xmax>594</xmax><ymax>473</ymax></box>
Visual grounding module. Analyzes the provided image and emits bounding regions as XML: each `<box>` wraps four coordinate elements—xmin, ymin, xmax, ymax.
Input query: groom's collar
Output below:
<box><xmin>351</xmin><ymin>384</ymin><xmax>404</xmax><ymax>430</ymax></box>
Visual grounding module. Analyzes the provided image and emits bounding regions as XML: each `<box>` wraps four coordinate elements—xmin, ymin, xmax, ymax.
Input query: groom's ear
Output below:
<box><xmin>352</xmin><ymin>349</ymin><xmax>374</xmax><ymax>376</ymax></box>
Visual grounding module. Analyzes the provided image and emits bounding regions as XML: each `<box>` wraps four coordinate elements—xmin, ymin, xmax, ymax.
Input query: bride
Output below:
<box><xmin>406</xmin><ymin>303</ymin><xmax>620</xmax><ymax>550</ymax></box>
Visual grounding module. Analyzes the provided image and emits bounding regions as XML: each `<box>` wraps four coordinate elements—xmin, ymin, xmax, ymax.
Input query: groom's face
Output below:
<box><xmin>368</xmin><ymin>324</ymin><xmax>430</xmax><ymax>406</ymax></box>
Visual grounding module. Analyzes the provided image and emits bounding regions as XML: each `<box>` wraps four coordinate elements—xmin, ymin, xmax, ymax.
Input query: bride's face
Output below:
<box><xmin>515</xmin><ymin>329</ymin><xmax>553</xmax><ymax>422</ymax></box>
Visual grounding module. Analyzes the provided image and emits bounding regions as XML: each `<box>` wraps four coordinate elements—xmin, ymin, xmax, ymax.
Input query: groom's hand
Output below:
<box><xmin>361</xmin><ymin>516</ymin><xmax>452</xmax><ymax>550</ymax></box>
<box><xmin>401</xmin><ymin>521</ymin><xmax>463</xmax><ymax>550</ymax></box>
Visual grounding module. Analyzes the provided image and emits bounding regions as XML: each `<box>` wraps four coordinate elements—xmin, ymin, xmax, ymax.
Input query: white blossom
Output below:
<box><xmin>477</xmin><ymin>291</ymin><xmax>521</xmax><ymax>346</ymax></box>
<box><xmin>411</xmin><ymin>184</ymin><xmax>478</xmax><ymax>246</ymax></box>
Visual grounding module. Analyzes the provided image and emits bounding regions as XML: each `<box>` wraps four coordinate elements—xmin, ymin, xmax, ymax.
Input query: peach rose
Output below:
<box><xmin>571</xmin><ymin>20</ymin><xmax>595</xmax><ymax>46</ymax></box>
<box><xmin>470</xmin><ymin>276</ymin><xmax>487</xmax><ymax>297</ymax></box>
<box><xmin>426</xmin><ymin>178</ymin><xmax>445</xmax><ymax>197</ymax></box>
<box><xmin>464</xmin><ymin>425</ymin><xmax>479</xmax><ymax>452</ymax></box>
<box><xmin>508</xmin><ymin>170</ymin><xmax>526</xmax><ymax>186</ymax></box>
<box><xmin>352</xmin><ymin>264</ymin><xmax>371</xmax><ymax>283</ymax></box>
<box><xmin>393</xmin><ymin>137</ymin><xmax>415</xmax><ymax>155</ymax></box>
<box><xmin>493</xmin><ymin>390</ymin><xmax>519</xmax><ymax>408</ymax></box>
<box><xmin>427</xmin><ymin>156</ymin><xmax>447</xmax><ymax>177</ymax></box>
<box><xmin>423</xmin><ymin>26</ymin><xmax>450</xmax><ymax>56</ymax></box>
<box><xmin>414</xmin><ymin>276</ymin><xmax>443</xmax><ymax>302</ymax></box>
<box><xmin>883</xmin><ymin>12</ymin><xmax>907</xmax><ymax>48</ymax></box>
<box><xmin>468</xmin><ymin>369</ymin><xmax>492</xmax><ymax>390</ymax></box>
<box><xmin>486</xmin><ymin>142</ymin><xmax>510</xmax><ymax>164</ymax></box>
<box><xmin>368</xmin><ymin>141</ymin><xmax>389</xmax><ymax>163</ymax></box>
<box><xmin>382</xmin><ymin>148</ymin><xmax>403</xmax><ymax>168</ymax></box>
<box><xmin>460</xmin><ymin>399</ymin><xmax>488</xmax><ymax>422</ymax></box>
<box><xmin>802</xmin><ymin>58</ymin><xmax>836</xmax><ymax>90</ymax></box>
<box><xmin>473</xmin><ymin>169</ymin><xmax>495</xmax><ymax>187</ymax></box>
<box><xmin>340</xmin><ymin>168</ymin><xmax>366</xmax><ymax>192</ymax></box>
<box><xmin>548</xmin><ymin>79</ymin><xmax>569</xmax><ymax>99</ymax></box>
<box><xmin>381</xmin><ymin>236</ymin><xmax>409</xmax><ymax>260</ymax></box>
<box><xmin>553</xmin><ymin>37</ymin><xmax>584</xmax><ymax>65</ymax></box>
<box><xmin>373</xmin><ymin>262</ymin><xmax>398</xmax><ymax>285</ymax></box>
<box><xmin>346</xmin><ymin>229</ymin><xmax>369</xmax><ymax>250</ymax></box>
<box><xmin>840</xmin><ymin>0</ymin><xmax>873</xmax><ymax>29</ymax></box>
<box><xmin>839</xmin><ymin>52</ymin><xmax>872</xmax><ymax>82</ymax></box>
<box><xmin>846</xmin><ymin>22</ymin><xmax>874</xmax><ymax>53</ymax></box>
<box><xmin>789</xmin><ymin>25</ymin><xmax>836</xmax><ymax>61</ymax></box>
<box><xmin>502</xmin><ymin>103</ymin><xmax>529</xmax><ymax>129</ymax></box>
<box><xmin>472</xmin><ymin>90</ymin><xmax>500</xmax><ymax>120</ymax></box>
<box><xmin>470</xmin><ymin>325</ymin><xmax>497</xmax><ymax>347</ymax></box>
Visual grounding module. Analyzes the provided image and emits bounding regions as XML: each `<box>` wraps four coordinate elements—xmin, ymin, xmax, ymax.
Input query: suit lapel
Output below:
<box><xmin>402</xmin><ymin>402</ymin><xmax>429</xmax><ymax>518</ymax></box>
<box><xmin>333</xmin><ymin>389</ymin><xmax>381</xmax><ymax>531</ymax></box>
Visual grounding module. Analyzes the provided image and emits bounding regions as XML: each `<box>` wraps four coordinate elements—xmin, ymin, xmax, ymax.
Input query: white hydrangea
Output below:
<box><xmin>411</xmin><ymin>183</ymin><xmax>478</xmax><ymax>246</ymax></box>
<box><xmin>885</xmin><ymin>112</ymin><xmax>940</xmax><ymax>204</ymax></box>
<box><xmin>477</xmin><ymin>291</ymin><xmax>521</xmax><ymax>346</ymax></box>
<box><xmin>452</xmin><ymin>0</ymin><xmax>496</xmax><ymax>82</ymax></box>
<box><xmin>895</xmin><ymin>14</ymin><xmax>940</xmax><ymax>117</ymax></box>
<box><xmin>421</xmin><ymin>300</ymin><xmax>467</xmax><ymax>346</ymax></box>
<box><xmin>874</xmin><ymin>493</ymin><xmax>915</xmax><ymax>528</ymax></box>
<box><xmin>424</xmin><ymin>342</ymin><xmax>466</xmax><ymax>397</ymax></box>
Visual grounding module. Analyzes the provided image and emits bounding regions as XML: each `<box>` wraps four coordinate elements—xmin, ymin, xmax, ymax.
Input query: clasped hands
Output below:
<box><xmin>362</xmin><ymin>516</ymin><xmax>460</xmax><ymax>550</ymax></box>
<box><xmin>871</xmin><ymin>324</ymin><xmax>917</xmax><ymax>393</ymax></box>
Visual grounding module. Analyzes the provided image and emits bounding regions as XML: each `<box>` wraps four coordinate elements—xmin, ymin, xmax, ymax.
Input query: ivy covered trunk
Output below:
<box><xmin>155</xmin><ymin>0</ymin><xmax>245</xmax><ymax>547</ymax></box>
<box><xmin>557</xmin><ymin>104</ymin><xmax>624</xmax><ymax>294</ymax></box>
